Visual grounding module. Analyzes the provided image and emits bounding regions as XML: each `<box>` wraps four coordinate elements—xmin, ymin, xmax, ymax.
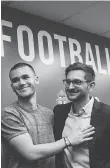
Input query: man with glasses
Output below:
<box><xmin>1</xmin><ymin>62</ymin><xmax>95</xmax><ymax>168</ymax></box>
<box><xmin>53</xmin><ymin>62</ymin><xmax>110</xmax><ymax>168</ymax></box>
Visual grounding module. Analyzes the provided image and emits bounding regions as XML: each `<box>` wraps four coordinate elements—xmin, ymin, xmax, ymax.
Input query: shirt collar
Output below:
<box><xmin>81</xmin><ymin>96</ymin><xmax>94</xmax><ymax>115</ymax></box>
<box><xmin>69</xmin><ymin>97</ymin><xmax>94</xmax><ymax>117</ymax></box>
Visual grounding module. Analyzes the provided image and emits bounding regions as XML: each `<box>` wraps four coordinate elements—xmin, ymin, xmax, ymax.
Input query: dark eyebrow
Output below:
<box><xmin>22</xmin><ymin>74</ymin><xmax>29</xmax><ymax>78</ymax></box>
<box><xmin>11</xmin><ymin>74</ymin><xmax>30</xmax><ymax>82</ymax></box>
<box><xmin>11</xmin><ymin>77</ymin><xmax>19</xmax><ymax>83</ymax></box>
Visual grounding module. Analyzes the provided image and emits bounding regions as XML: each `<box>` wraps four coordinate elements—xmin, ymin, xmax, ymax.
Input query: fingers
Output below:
<box><xmin>80</xmin><ymin>125</ymin><xmax>95</xmax><ymax>142</ymax></box>
<box><xmin>82</xmin><ymin>125</ymin><xmax>95</xmax><ymax>132</ymax></box>
<box><xmin>82</xmin><ymin>127</ymin><xmax>95</xmax><ymax>135</ymax></box>
<box><xmin>83</xmin><ymin>130</ymin><xmax>95</xmax><ymax>138</ymax></box>
<box><xmin>82</xmin><ymin>125</ymin><xmax>92</xmax><ymax>131</ymax></box>
<box><xmin>83</xmin><ymin>137</ymin><xmax>93</xmax><ymax>142</ymax></box>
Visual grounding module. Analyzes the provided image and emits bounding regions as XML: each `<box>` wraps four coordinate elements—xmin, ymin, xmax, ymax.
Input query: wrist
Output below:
<box><xmin>63</xmin><ymin>137</ymin><xmax>71</xmax><ymax>148</ymax></box>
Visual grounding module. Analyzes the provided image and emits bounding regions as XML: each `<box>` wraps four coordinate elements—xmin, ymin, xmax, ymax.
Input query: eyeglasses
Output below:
<box><xmin>63</xmin><ymin>79</ymin><xmax>91</xmax><ymax>87</ymax></box>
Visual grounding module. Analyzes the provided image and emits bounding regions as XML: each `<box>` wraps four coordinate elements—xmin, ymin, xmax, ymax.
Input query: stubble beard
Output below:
<box><xmin>67</xmin><ymin>91</ymin><xmax>86</xmax><ymax>103</ymax></box>
<box><xmin>16</xmin><ymin>90</ymin><xmax>35</xmax><ymax>101</ymax></box>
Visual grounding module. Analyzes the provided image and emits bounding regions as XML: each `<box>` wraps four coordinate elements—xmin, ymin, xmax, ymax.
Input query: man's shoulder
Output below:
<box><xmin>54</xmin><ymin>102</ymin><xmax>72</xmax><ymax>108</ymax></box>
<box><xmin>100</xmin><ymin>102</ymin><xmax>110</xmax><ymax>114</ymax></box>
<box><xmin>53</xmin><ymin>102</ymin><xmax>72</xmax><ymax>113</ymax></box>
<box><xmin>2</xmin><ymin>102</ymin><xmax>20</xmax><ymax>118</ymax></box>
<box><xmin>95</xmin><ymin>100</ymin><xmax>110</xmax><ymax>117</ymax></box>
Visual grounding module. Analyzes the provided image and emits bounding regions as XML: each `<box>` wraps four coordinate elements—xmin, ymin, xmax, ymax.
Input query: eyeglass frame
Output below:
<box><xmin>63</xmin><ymin>79</ymin><xmax>92</xmax><ymax>87</ymax></box>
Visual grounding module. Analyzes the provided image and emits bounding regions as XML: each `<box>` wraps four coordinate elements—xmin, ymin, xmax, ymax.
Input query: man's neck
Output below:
<box><xmin>72</xmin><ymin>96</ymin><xmax>90</xmax><ymax>113</ymax></box>
<box><xmin>18</xmin><ymin>94</ymin><xmax>38</xmax><ymax>111</ymax></box>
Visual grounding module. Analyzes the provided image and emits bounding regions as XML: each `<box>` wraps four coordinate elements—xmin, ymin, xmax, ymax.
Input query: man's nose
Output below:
<box><xmin>19</xmin><ymin>78</ymin><xmax>26</xmax><ymax>85</ymax></box>
<box><xmin>69</xmin><ymin>82</ymin><xmax>75</xmax><ymax>89</ymax></box>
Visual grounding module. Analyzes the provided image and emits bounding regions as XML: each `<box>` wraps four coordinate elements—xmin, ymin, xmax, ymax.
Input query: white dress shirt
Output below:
<box><xmin>62</xmin><ymin>97</ymin><xmax>94</xmax><ymax>168</ymax></box>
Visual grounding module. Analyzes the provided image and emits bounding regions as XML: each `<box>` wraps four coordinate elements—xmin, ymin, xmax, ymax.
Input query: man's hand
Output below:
<box><xmin>68</xmin><ymin>125</ymin><xmax>95</xmax><ymax>146</ymax></box>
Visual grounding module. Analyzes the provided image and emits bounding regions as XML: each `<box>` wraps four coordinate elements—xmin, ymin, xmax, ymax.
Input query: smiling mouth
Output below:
<box><xmin>68</xmin><ymin>92</ymin><xmax>79</xmax><ymax>95</ymax></box>
<box><xmin>18</xmin><ymin>86</ymin><xmax>30</xmax><ymax>90</ymax></box>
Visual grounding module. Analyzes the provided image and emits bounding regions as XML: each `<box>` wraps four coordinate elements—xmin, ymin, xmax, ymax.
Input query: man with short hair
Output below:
<box><xmin>1</xmin><ymin>62</ymin><xmax>95</xmax><ymax>168</ymax></box>
<box><xmin>54</xmin><ymin>62</ymin><xmax>110</xmax><ymax>168</ymax></box>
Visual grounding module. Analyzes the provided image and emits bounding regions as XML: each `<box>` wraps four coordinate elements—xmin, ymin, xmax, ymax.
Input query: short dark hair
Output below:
<box><xmin>65</xmin><ymin>62</ymin><xmax>95</xmax><ymax>81</ymax></box>
<box><xmin>9</xmin><ymin>62</ymin><xmax>36</xmax><ymax>80</ymax></box>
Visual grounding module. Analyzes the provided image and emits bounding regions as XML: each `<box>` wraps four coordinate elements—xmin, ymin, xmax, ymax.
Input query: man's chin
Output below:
<box><xmin>67</xmin><ymin>95</ymin><xmax>78</xmax><ymax>101</ymax></box>
<box><xmin>15</xmin><ymin>92</ymin><xmax>34</xmax><ymax>99</ymax></box>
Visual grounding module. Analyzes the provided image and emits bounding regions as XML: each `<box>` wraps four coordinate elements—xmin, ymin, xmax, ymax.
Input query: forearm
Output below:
<box><xmin>28</xmin><ymin>138</ymin><xmax>66</xmax><ymax>160</ymax></box>
<box><xmin>10</xmin><ymin>133</ymin><xmax>68</xmax><ymax>161</ymax></box>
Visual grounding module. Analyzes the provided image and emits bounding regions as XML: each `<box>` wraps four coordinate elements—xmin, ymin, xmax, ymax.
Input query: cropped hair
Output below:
<box><xmin>9</xmin><ymin>62</ymin><xmax>36</xmax><ymax>79</ymax></box>
<box><xmin>65</xmin><ymin>62</ymin><xmax>95</xmax><ymax>81</ymax></box>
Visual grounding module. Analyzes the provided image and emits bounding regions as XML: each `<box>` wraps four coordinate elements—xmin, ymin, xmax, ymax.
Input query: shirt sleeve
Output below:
<box><xmin>1</xmin><ymin>108</ymin><xmax>28</xmax><ymax>141</ymax></box>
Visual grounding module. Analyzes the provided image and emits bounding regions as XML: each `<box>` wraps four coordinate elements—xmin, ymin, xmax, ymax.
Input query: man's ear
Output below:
<box><xmin>88</xmin><ymin>81</ymin><xmax>95</xmax><ymax>92</ymax></box>
<box><xmin>35</xmin><ymin>76</ymin><xmax>39</xmax><ymax>84</ymax></box>
<box><xmin>11</xmin><ymin>83</ymin><xmax>15</xmax><ymax>92</ymax></box>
